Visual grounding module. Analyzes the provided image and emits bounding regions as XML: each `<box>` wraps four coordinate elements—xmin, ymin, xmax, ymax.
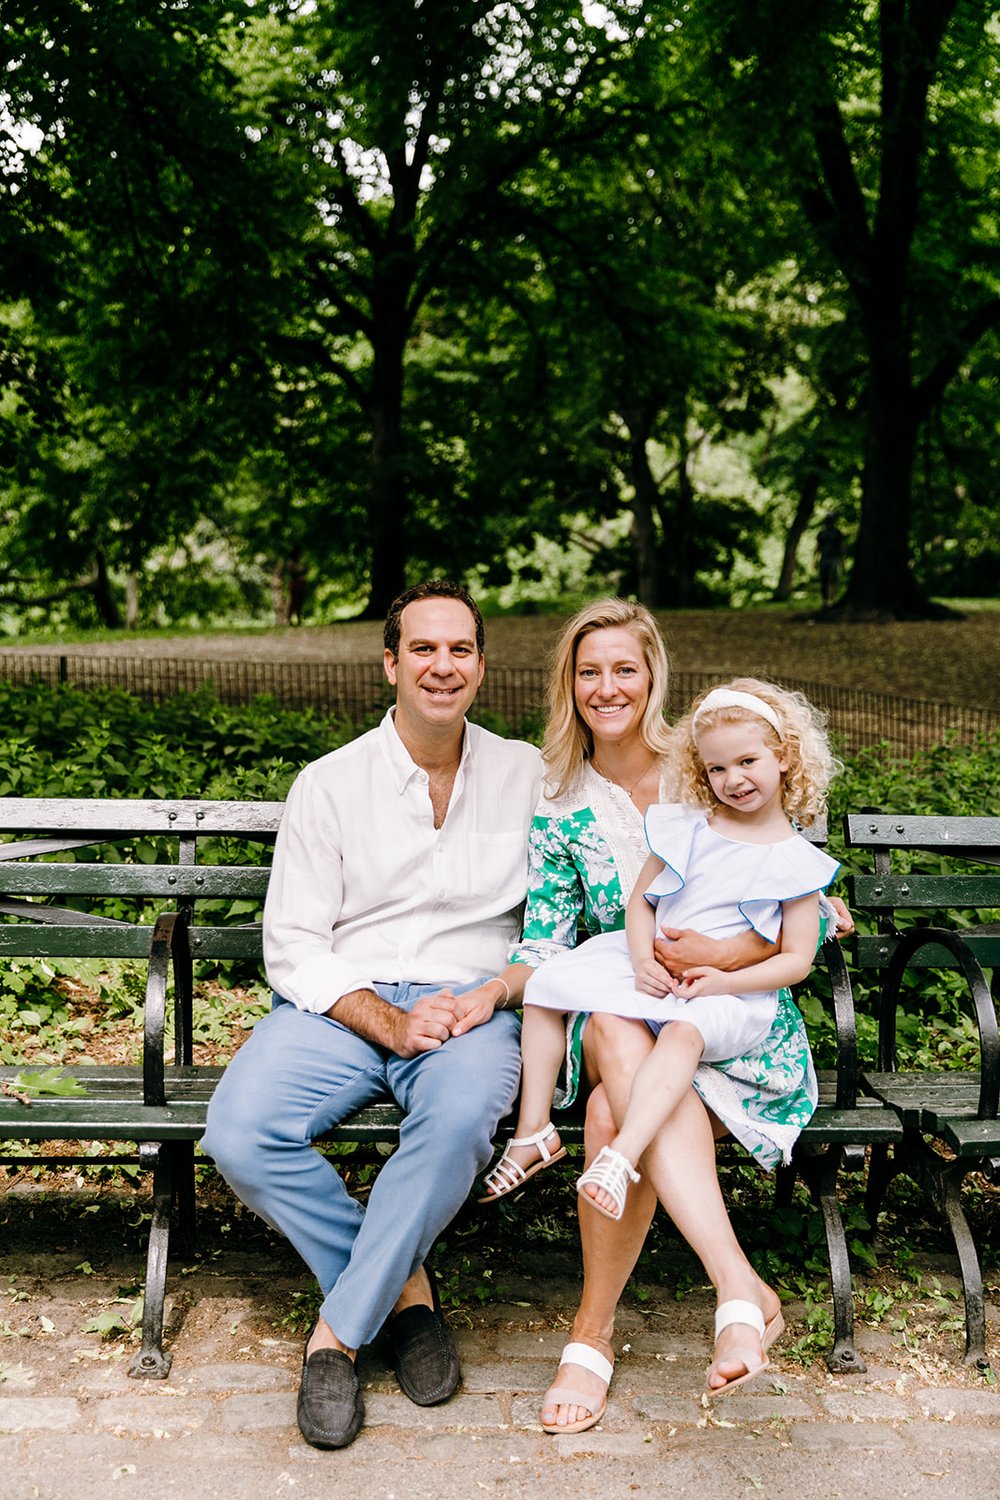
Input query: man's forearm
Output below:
<box><xmin>713</xmin><ymin>929</ymin><xmax>778</xmax><ymax>971</ymax></box>
<box><xmin>654</xmin><ymin>926</ymin><xmax>778</xmax><ymax>976</ymax></box>
<box><xmin>329</xmin><ymin>988</ymin><xmax>406</xmax><ymax>1050</ymax></box>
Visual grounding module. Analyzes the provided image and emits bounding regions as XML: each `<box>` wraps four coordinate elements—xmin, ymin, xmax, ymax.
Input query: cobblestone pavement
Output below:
<box><xmin>2</xmin><ymin>1247</ymin><xmax>999</xmax><ymax>1500</ymax></box>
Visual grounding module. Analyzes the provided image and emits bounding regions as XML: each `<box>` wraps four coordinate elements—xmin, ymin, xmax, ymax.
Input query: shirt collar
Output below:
<box><xmin>377</xmin><ymin>708</ymin><xmax>475</xmax><ymax>794</ymax></box>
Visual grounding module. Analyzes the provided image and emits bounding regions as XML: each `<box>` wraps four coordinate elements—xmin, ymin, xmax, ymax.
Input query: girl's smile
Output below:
<box><xmin>696</xmin><ymin>721</ymin><xmax>789</xmax><ymax>821</ymax></box>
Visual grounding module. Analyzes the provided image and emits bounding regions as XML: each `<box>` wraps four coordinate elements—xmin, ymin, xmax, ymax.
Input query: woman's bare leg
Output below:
<box><xmin>540</xmin><ymin>1015</ymin><xmax>657</xmax><ymax>1428</ymax></box>
<box><xmin>598</xmin><ymin>1045</ymin><xmax>780</xmax><ymax>1387</ymax></box>
<box><xmin>582</xmin><ymin>1021</ymin><xmax>704</xmax><ymax>1216</ymax></box>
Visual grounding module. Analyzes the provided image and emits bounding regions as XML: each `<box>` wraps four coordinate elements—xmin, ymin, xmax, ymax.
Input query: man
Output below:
<box><xmin>815</xmin><ymin>514</ymin><xmax>846</xmax><ymax>608</ymax></box>
<box><xmin>202</xmin><ymin>581</ymin><xmax>542</xmax><ymax>1449</ymax></box>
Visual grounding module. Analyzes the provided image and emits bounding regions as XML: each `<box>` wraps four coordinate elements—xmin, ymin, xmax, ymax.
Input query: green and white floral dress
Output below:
<box><xmin>510</xmin><ymin>764</ymin><xmax>820</xmax><ymax>1171</ymax></box>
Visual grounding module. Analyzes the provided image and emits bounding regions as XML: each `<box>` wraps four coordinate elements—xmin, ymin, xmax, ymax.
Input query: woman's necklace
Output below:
<box><xmin>590</xmin><ymin>754</ymin><xmax>657</xmax><ymax>800</ymax></box>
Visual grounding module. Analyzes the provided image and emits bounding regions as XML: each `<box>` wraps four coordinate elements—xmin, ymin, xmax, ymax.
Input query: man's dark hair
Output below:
<box><xmin>383</xmin><ymin>580</ymin><xmax>485</xmax><ymax>659</ymax></box>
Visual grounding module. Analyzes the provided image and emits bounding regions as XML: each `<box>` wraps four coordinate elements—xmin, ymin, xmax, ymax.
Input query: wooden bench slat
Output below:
<box><xmin>853</xmin><ymin>933</ymin><xmax>1000</xmax><ymax>968</ymax></box>
<box><xmin>845</xmin><ymin>814</ymin><xmax>1000</xmax><ymax>851</ymax></box>
<box><xmin>0</xmin><ymin>927</ymin><xmax>155</xmax><ymax>957</ymax></box>
<box><xmin>0</xmin><ymin>865</ymin><xmax>271</xmax><ymax>898</ymax></box>
<box><xmin>0</xmin><ymin>798</ymin><xmax>284</xmax><ymax>838</ymax></box>
<box><xmin>850</xmin><ymin>874</ymin><xmax>1000</xmax><ymax>906</ymax></box>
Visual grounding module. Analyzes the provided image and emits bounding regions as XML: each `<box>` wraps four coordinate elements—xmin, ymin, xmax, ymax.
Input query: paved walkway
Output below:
<box><xmin>2</xmin><ymin>1245</ymin><xmax>999</xmax><ymax>1500</ymax></box>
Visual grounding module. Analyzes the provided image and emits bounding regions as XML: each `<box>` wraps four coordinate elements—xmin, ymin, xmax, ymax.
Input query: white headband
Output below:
<box><xmin>691</xmin><ymin>688</ymin><xmax>782</xmax><ymax>737</ymax></box>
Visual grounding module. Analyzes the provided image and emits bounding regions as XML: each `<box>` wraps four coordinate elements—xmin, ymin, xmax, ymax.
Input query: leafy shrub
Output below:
<box><xmin>803</xmin><ymin>729</ymin><xmax>1000</xmax><ymax>1070</ymax></box>
<box><xmin>1</xmin><ymin>681</ymin><xmax>997</xmax><ymax>1074</ymax></box>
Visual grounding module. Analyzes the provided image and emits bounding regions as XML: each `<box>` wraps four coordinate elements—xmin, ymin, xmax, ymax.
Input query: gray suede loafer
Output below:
<box><xmin>296</xmin><ymin>1328</ymin><xmax>365</xmax><ymax>1449</ymax></box>
<box><xmin>387</xmin><ymin>1276</ymin><xmax>461</xmax><ymax>1406</ymax></box>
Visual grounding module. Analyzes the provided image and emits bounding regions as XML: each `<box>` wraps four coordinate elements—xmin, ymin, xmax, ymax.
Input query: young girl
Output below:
<box><xmin>480</xmin><ymin>678</ymin><xmax>840</xmax><ymax>1229</ymax></box>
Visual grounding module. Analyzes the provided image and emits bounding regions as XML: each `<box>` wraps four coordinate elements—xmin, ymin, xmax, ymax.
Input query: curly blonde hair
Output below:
<box><xmin>542</xmin><ymin>598</ymin><xmax>674</xmax><ymax>797</ymax></box>
<box><xmin>668</xmin><ymin>677</ymin><xmax>839</xmax><ymax>828</ymax></box>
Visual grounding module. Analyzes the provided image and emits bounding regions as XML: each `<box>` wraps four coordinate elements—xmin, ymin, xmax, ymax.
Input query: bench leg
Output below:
<box><xmin>789</xmin><ymin>1144</ymin><xmax>866</xmax><ymax>1374</ymax></box>
<box><xmin>926</xmin><ymin>1154</ymin><xmax>989</xmax><ymax>1372</ymax></box>
<box><xmin>814</xmin><ymin>1146</ymin><xmax>866</xmax><ymax>1374</ymax></box>
<box><xmin>129</xmin><ymin>1142</ymin><xmax>175</xmax><ymax>1379</ymax></box>
<box><xmin>879</xmin><ymin>1132</ymin><xmax>990</xmax><ymax>1373</ymax></box>
<box><xmin>863</xmin><ymin>1141</ymin><xmax>899</xmax><ymax>1231</ymax></box>
<box><xmin>173</xmin><ymin>1140</ymin><xmax>197</xmax><ymax>1255</ymax></box>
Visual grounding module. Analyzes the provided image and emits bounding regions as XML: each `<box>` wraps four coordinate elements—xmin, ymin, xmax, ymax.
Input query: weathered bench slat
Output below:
<box><xmin>0</xmin><ymin>799</ymin><xmax>284</xmax><ymax>838</ymax></box>
<box><xmin>851</xmin><ymin>875</ymin><xmax>1000</xmax><ymax>906</ymax></box>
<box><xmin>0</xmin><ymin>865</ymin><xmax>271</xmax><ymax>898</ymax></box>
<box><xmin>0</xmin><ymin>927</ymin><xmax>156</xmax><ymax>957</ymax></box>
<box><xmin>853</xmin><ymin>933</ymin><xmax>1000</xmax><ymax>968</ymax></box>
<box><xmin>845</xmin><ymin>813</ymin><xmax>1000</xmax><ymax>856</ymax></box>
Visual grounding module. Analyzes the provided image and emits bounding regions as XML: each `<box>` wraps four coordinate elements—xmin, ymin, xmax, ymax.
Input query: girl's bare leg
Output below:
<box><xmin>483</xmin><ymin>1007</ymin><xmax>567</xmax><ymax>1195</ymax></box>
<box><xmin>582</xmin><ymin>1021</ymin><xmax>704</xmax><ymax>1216</ymax></box>
<box><xmin>540</xmin><ymin>1014</ymin><xmax>657</xmax><ymax>1428</ymax></box>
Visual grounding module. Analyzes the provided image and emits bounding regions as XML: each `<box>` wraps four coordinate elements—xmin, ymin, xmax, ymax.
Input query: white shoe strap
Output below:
<box><xmin>559</xmin><ymin>1341</ymin><xmax>614</xmax><ymax>1384</ymax></box>
<box><xmin>714</xmin><ymin>1300</ymin><xmax>765</xmax><ymax>1338</ymax></box>
<box><xmin>509</xmin><ymin>1122</ymin><xmax>557</xmax><ymax>1162</ymax></box>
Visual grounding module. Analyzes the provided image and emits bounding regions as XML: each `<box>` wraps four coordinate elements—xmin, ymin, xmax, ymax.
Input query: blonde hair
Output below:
<box><xmin>668</xmin><ymin>676</ymin><xmax>839</xmax><ymax>828</ymax></box>
<box><xmin>542</xmin><ymin>598</ymin><xmax>673</xmax><ymax>797</ymax></box>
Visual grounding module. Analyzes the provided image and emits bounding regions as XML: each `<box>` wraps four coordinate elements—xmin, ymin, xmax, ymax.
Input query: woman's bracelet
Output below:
<box><xmin>489</xmin><ymin>976</ymin><xmax>511</xmax><ymax>1008</ymax></box>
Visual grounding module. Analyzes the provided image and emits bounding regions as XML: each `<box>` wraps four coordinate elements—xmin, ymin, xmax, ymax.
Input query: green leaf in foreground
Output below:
<box><xmin>11</xmin><ymin>1068</ymin><xmax>89</xmax><ymax>1097</ymax></box>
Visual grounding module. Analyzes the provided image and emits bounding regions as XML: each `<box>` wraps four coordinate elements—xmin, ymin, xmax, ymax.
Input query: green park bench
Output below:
<box><xmin>0</xmin><ymin>798</ymin><xmax>587</xmax><ymax>1380</ymax></box>
<box><xmin>843</xmin><ymin>812</ymin><xmax>1000</xmax><ymax>1372</ymax></box>
<box><xmin>0</xmin><ymin>799</ymin><xmax>989</xmax><ymax>1379</ymax></box>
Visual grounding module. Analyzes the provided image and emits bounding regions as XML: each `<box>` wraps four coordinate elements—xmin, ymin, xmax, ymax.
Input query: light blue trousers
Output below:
<box><xmin>201</xmin><ymin>982</ymin><xmax>521</xmax><ymax>1350</ymax></box>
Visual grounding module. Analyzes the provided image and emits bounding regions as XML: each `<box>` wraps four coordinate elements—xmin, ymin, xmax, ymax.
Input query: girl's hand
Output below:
<box><xmin>634</xmin><ymin>956</ymin><xmax>673</xmax><ymax>997</ymax></box>
<box><xmin>674</xmin><ymin>965</ymin><xmax>727</xmax><ymax>999</ymax></box>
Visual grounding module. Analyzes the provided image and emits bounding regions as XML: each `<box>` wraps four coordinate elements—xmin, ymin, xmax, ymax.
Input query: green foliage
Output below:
<box><xmin>81</xmin><ymin>1295</ymin><xmax>143</xmax><ymax>1341</ymax></box>
<box><xmin>0</xmin><ymin>680</ymin><xmax>351</xmax><ymax>802</ymax></box>
<box><xmin>8</xmin><ymin>1068</ymin><xmax>87</xmax><ymax>1098</ymax></box>
<box><xmin>798</xmin><ymin>730</ymin><xmax>1000</xmax><ymax>1069</ymax></box>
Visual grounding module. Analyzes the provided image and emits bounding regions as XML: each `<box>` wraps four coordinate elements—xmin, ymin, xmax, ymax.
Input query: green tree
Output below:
<box><xmin>707</xmin><ymin>0</ymin><xmax>1000</xmax><ymax>617</ymax></box>
<box><xmin>229</xmin><ymin>0</ymin><xmax>655</xmax><ymax>617</ymax></box>
<box><xmin>1</xmin><ymin>0</ymin><xmax>298</xmax><ymax>625</ymax></box>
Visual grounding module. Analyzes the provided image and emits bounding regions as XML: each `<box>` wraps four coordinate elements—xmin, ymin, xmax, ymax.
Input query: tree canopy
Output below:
<box><xmin>2</xmin><ymin>0</ymin><xmax>997</xmax><ymax>625</ymax></box>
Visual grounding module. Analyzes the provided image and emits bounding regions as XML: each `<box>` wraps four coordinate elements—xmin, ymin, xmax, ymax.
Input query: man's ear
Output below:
<box><xmin>383</xmin><ymin>648</ymin><xmax>398</xmax><ymax>686</ymax></box>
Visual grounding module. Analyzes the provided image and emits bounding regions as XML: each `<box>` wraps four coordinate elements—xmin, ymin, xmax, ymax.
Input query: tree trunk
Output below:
<box><xmin>90</xmin><ymin>550</ymin><xmax>122</xmax><ymax>629</ymax></box>
<box><xmin>125</xmin><ymin>572</ymin><xmax>140</xmax><ymax>630</ymax></box>
<box><xmin>841</xmin><ymin>300</ymin><xmax>947</xmax><ymax>617</ymax></box>
<box><xmin>670</xmin><ymin>421</ymin><xmax>695</xmax><ymax>607</ymax></box>
<box><xmin>774</xmin><ymin>474</ymin><xmax>821</xmax><ymax>601</ymax></box>
<box><xmin>621</xmin><ymin>407</ymin><xmax>661</xmax><ymax>607</ymax></box>
<box><xmin>361</xmin><ymin>282</ymin><xmax>410</xmax><ymax>620</ymax></box>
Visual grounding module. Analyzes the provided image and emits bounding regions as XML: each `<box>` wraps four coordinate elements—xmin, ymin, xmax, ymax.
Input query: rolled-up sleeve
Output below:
<box><xmin>510</xmin><ymin>814</ymin><xmax>584</xmax><ymax>970</ymax></box>
<box><xmin>262</xmin><ymin>768</ymin><xmax>374</xmax><ymax>1013</ymax></box>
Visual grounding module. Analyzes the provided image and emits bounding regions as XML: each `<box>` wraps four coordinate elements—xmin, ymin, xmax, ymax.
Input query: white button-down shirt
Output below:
<box><xmin>263</xmin><ymin>711</ymin><xmax>543</xmax><ymax>1013</ymax></box>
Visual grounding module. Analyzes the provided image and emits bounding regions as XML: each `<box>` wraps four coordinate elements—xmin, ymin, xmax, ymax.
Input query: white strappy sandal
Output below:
<box><xmin>477</xmin><ymin>1122</ymin><xmax>567</xmax><ymax>1203</ymax></box>
<box><xmin>706</xmin><ymin>1299</ymin><xmax>784</xmax><ymax>1397</ymax></box>
<box><xmin>540</xmin><ymin>1341</ymin><xmax>614</xmax><ymax>1434</ymax></box>
<box><xmin>575</xmin><ymin>1144</ymin><xmax>640</xmax><ymax>1221</ymax></box>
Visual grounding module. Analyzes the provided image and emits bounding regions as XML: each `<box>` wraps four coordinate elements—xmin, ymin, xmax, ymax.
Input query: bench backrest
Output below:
<box><xmin>844</xmin><ymin>812</ymin><xmax>1000</xmax><ymax>971</ymax></box>
<box><xmin>0</xmin><ymin>798</ymin><xmax>282</xmax><ymax>961</ymax></box>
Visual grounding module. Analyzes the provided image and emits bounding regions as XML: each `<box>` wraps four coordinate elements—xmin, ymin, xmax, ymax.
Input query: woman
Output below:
<box><xmin>486</xmin><ymin>599</ymin><xmax>846</xmax><ymax>1430</ymax></box>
